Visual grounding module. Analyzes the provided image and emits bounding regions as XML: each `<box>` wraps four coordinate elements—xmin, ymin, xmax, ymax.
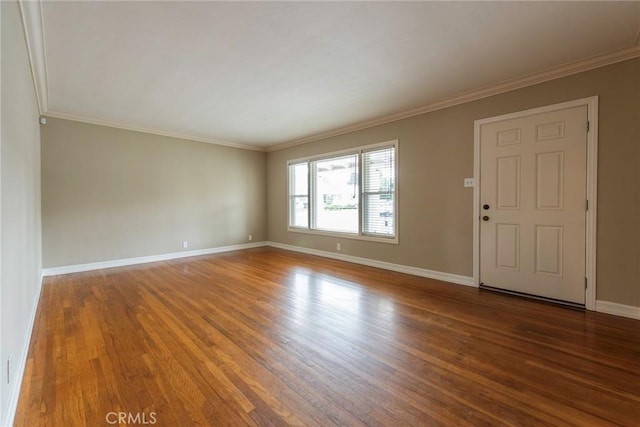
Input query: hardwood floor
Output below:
<box><xmin>15</xmin><ymin>247</ymin><xmax>640</xmax><ymax>426</ymax></box>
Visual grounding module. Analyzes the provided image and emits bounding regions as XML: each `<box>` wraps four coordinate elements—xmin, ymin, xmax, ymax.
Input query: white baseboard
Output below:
<box><xmin>595</xmin><ymin>300</ymin><xmax>640</xmax><ymax>320</ymax></box>
<box><xmin>42</xmin><ymin>242</ymin><xmax>267</xmax><ymax>276</ymax></box>
<box><xmin>2</xmin><ymin>272</ymin><xmax>44</xmax><ymax>427</ymax></box>
<box><xmin>266</xmin><ymin>241</ymin><xmax>475</xmax><ymax>287</ymax></box>
<box><xmin>42</xmin><ymin>243</ymin><xmax>640</xmax><ymax>320</ymax></box>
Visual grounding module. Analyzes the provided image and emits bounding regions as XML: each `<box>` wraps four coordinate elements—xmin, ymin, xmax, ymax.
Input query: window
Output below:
<box><xmin>362</xmin><ymin>147</ymin><xmax>395</xmax><ymax>236</ymax></box>
<box><xmin>289</xmin><ymin>162</ymin><xmax>309</xmax><ymax>228</ymax></box>
<box><xmin>288</xmin><ymin>141</ymin><xmax>397</xmax><ymax>242</ymax></box>
<box><xmin>313</xmin><ymin>154</ymin><xmax>359</xmax><ymax>233</ymax></box>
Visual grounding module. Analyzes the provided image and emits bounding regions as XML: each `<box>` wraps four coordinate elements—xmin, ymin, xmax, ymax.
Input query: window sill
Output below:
<box><xmin>287</xmin><ymin>227</ymin><xmax>399</xmax><ymax>244</ymax></box>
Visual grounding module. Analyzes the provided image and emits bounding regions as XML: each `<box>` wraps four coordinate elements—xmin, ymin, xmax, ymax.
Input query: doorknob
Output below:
<box><xmin>483</xmin><ymin>204</ymin><xmax>490</xmax><ymax>210</ymax></box>
<box><xmin>482</xmin><ymin>216</ymin><xmax>490</xmax><ymax>221</ymax></box>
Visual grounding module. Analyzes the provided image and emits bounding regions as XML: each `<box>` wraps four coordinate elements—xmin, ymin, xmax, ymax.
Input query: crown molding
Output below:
<box><xmin>44</xmin><ymin>111</ymin><xmax>266</xmax><ymax>152</ymax></box>
<box><xmin>19</xmin><ymin>0</ymin><xmax>264</xmax><ymax>152</ymax></box>
<box><xmin>20</xmin><ymin>0</ymin><xmax>639</xmax><ymax>153</ymax></box>
<box><xmin>18</xmin><ymin>0</ymin><xmax>48</xmax><ymax>114</ymax></box>
<box><xmin>266</xmin><ymin>44</ymin><xmax>640</xmax><ymax>152</ymax></box>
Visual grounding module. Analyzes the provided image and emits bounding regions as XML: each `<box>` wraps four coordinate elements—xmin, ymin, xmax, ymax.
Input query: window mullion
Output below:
<box><xmin>358</xmin><ymin>151</ymin><xmax>364</xmax><ymax>236</ymax></box>
<box><xmin>309</xmin><ymin>160</ymin><xmax>316</xmax><ymax>230</ymax></box>
<box><xmin>306</xmin><ymin>161</ymin><xmax>311</xmax><ymax>230</ymax></box>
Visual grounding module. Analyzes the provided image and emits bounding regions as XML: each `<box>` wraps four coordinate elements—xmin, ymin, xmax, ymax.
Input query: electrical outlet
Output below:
<box><xmin>336</xmin><ymin>243</ymin><xmax>341</xmax><ymax>251</ymax></box>
<box><xmin>248</xmin><ymin>234</ymin><xmax>253</xmax><ymax>241</ymax></box>
<box><xmin>182</xmin><ymin>241</ymin><xmax>188</xmax><ymax>249</ymax></box>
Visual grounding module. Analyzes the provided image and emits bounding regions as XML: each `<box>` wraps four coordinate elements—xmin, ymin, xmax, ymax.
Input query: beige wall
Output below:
<box><xmin>1</xmin><ymin>1</ymin><xmax>43</xmax><ymax>423</ymax></box>
<box><xmin>42</xmin><ymin>118</ymin><xmax>266</xmax><ymax>267</ymax></box>
<box><xmin>267</xmin><ymin>58</ymin><xmax>640</xmax><ymax>308</ymax></box>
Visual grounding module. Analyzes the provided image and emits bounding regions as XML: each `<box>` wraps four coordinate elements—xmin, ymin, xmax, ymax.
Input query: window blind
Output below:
<box><xmin>362</xmin><ymin>147</ymin><xmax>395</xmax><ymax>236</ymax></box>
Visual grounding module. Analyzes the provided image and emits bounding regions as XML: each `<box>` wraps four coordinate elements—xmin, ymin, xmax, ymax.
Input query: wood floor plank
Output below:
<box><xmin>15</xmin><ymin>247</ymin><xmax>640</xmax><ymax>426</ymax></box>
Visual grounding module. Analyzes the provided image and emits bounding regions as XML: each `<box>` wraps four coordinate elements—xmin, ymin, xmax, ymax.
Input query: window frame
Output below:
<box><xmin>287</xmin><ymin>140</ymin><xmax>398</xmax><ymax>244</ymax></box>
<box><xmin>287</xmin><ymin>162</ymin><xmax>310</xmax><ymax>229</ymax></box>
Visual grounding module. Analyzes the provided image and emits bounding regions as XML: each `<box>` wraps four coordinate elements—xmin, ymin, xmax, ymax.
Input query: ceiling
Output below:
<box><xmin>22</xmin><ymin>1</ymin><xmax>640</xmax><ymax>150</ymax></box>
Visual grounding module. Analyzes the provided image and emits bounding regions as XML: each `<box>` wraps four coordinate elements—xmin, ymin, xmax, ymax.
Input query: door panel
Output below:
<box><xmin>496</xmin><ymin>224</ymin><xmax>520</xmax><ymax>270</ymax></box>
<box><xmin>535</xmin><ymin>225</ymin><xmax>563</xmax><ymax>276</ymax></box>
<box><xmin>496</xmin><ymin>156</ymin><xmax>521</xmax><ymax>209</ymax></box>
<box><xmin>480</xmin><ymin>105</ymin><xmax>587</xmax><ymax>304</ymax></box>
<box><xmin>536</xmin><ymin>152</ymin><xmax>564</xmax><ymax>209</ymax></box>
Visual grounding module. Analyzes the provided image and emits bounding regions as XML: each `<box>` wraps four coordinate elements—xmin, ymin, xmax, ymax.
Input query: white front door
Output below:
<box><xmin>479</xmin><ymin>105</ymin><xmax>587</xmax><ymax>304</ymax></box>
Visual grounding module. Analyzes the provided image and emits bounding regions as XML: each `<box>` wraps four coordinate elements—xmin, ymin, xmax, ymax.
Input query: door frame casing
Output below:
<box><xmin>473</xmin><ymin>96</ymin><xmax>598</xmax><ymax>310</ymax></box>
